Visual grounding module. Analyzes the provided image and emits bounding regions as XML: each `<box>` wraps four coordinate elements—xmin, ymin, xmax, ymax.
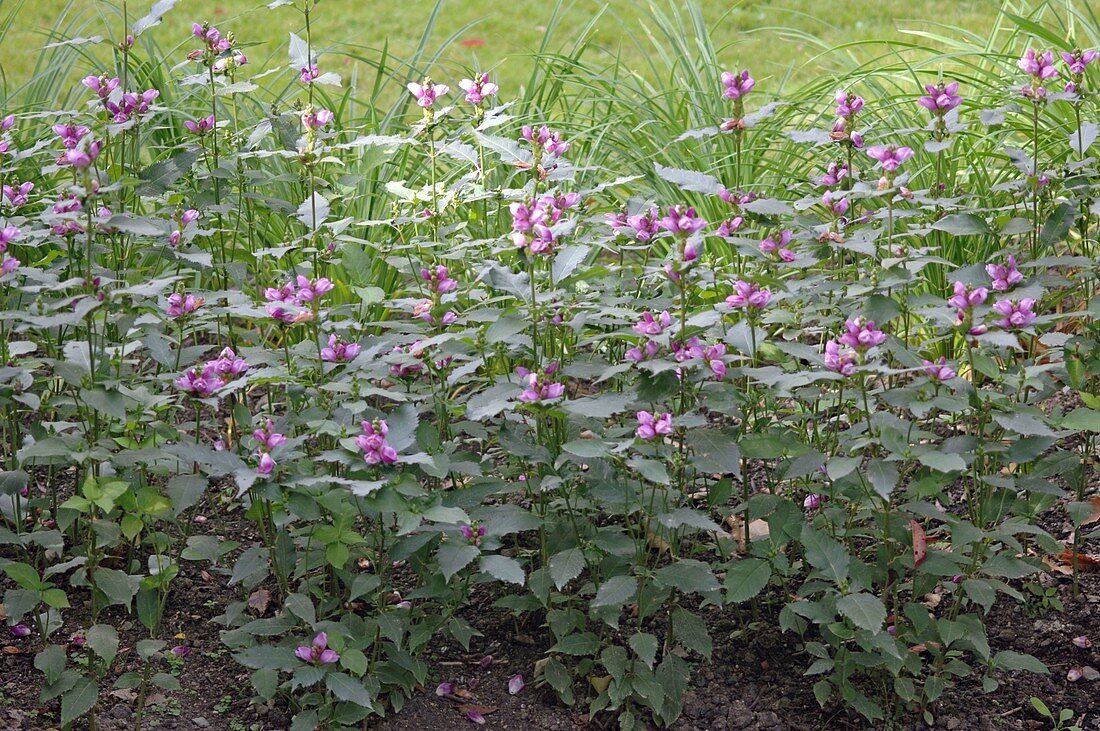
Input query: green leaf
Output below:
<box><xmin>550</xmin><ymin>632</ymin><xmax>600</xmax><ymax>656</ymax></box>
<box><xmin>35</xmin><ymin>645</ymin><xmax>67</xmax><ymax>685</ymax></box>
<box><xmin>933</xmin><ymin>213</ymin><xmax>991</xmax><ymax>236</ymax></box>
<box><xmin>284</xmin><ymin>593</ymin><xmax>316</xmax><ymax>626</ymax></box>
<box><xmin>801</xmin><ymin>525</ymin><xmax>850</xmax><ymax>584</ymax></box>
<box><xmin>837</xmin><ymin>593</ymin><xmax>887</xmax><ymax>633</ymax></box>
<box><xmin>671</xmin><ymin>607</ymin><xmax>712</xmax><ymax>659</ymax></box>
<box><xmin>86</xmin><ymin>625</ymin><xmax>119</xmax><ymax>665</ymax></box>
<box><xmin>436</xmin><ymin>543</ymin><xmax>480</xmax><ymax>582</ymax></box>
<box><xmin>542</xmin><ymin>658</ymin><xmax>574</xmax><ymax>704</ymax></box>
<box><xmin>1062</xmin><ymin>408</ymin><xmax>1100</xmax><ymax>432</ymax></box>
<box><xmin>552</xmin><ymin>244</ymin><xmax>590</xmax><ymax>284</ymax></box>
<box><xmin>866</xmin><ymin>460</ymin><xmax>898</xmax><ymax>501</ymax></box>
<box><xmin>41</xmin><ymin>588</ymin><xmax>70</xmax><ymax>609</ymax></box>
<box><xmin>591</xmin><ymin>575</ymin><xmax>637</xmax><ymax>608</ymax></box>
<box><xmin>325</xmin><ymin>672</ymin><xmax>374</xmax><ymax>710</ymax></box>
<box><xmin>918</xmin><ymin>451</ymin><xmax>966</xmax><ymax>473</ymax></box>
<box><xmin>60</xmin><ymin>677</ymin><xmax>98</xmax><ymax>727</ymax></box>
<box><xmin>234</xmin><ymin>646</ymin><xmax>300</xmax><ymax>671</ymax></box>
<box><xmin>653</xmin><ymin>559</ymin><xmax>720</xmax><ymax>595</ymax></box>
<box><xmin>994</xmin><ymin>650</ymin><xmax>1048</xmax><ymax>674</ymax></box>
<box><xmin>993</xmin><ymin>411</ymin><xmax>1055</xmax><ymax>437</ymax></box>
<box><xmin>341</xmin><ymin>648</ymin><xmax>369</xmax><ymax>677</ymax></box>
<box><xmin>982</xmin><ymin>554</ymin><xmax>1041</xmax><ymax>579</ymax></box>
<box><xmin>4</xmin><ymin>562</ymin><xmax>43</xmax><ymax>591</ymax></box>
<box><xmin>629</xmin><ymin>632</ymin><xmax>658</xmax><ymax>669</ymax></box>
<box><xmin>479</xmin><ymin>554</ymin><xmax>525</xmax><ymax>586</ymax></box>
<box><xmin>653</xmin><ymin>163</ymin><xmax>722</xmax><ymax>194</ymax></box>
<box><xmin>1040</xmin><ymin>201</ymin><xmax>1075</xmax><ymax>247</ymax></box>
<box><xmin>723</xmin><ymin>558</ymin><xmax>771</xmax><ymax>603</ymax></box>
<box><xmin>93</xmin><ymin>568</ymin><xmax>139</xmax><ymax>609</ymax></box>
<box><xmin>561</xmin><ymin>439</ymin><xmax>610</xmax><ymax>459</ymax></box>
<box><xmin>549</xmin><ymin>548</ymin><xmax>585</xmax><ymax>590</ymax></box>
<box><xmin>137</xmin><ymin>149</ymin><xmax>200</xmax><ymax>196</ymax></box>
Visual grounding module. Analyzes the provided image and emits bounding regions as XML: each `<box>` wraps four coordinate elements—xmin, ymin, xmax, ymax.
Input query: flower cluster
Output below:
<box><xmin>521</xmin><ymin>125</ymin><xmax>569</xmax><ymax>158</ymax></box>
<box><xmin>321</xmin><ymin>334</ymin><xmax>361</xmax><ymax>363</ymax></box>
<box><xmin>1018</xmin><ymin>49</ymin><xmax>1059</xmax><ymax>100</ymax></box>
<box><xmin>184</xmin><ymin>114</ymin><xmax>216</xmax><ymax>136</ymax></box>
<box><xmin>165</xmin><ymin>292</ymin><xmax>204</xmax><ymax>319</ymax></box>
<box><xmin>175</xmin><ymin>348</ymin><xmax>251</xmax><ymax>398</ymax></box>
<box><xmin>295</xmin><ymin>632</ymin><xmax>339</xmax><ymax>666</ymax></box>
<box><xmin>408</xmin><ymin>79</ymin><xmax>449</xmax><ymax>109</ymax></box>
<box><xmin>2</xmin><ymin>181</ymin><xmax>33</xmax><ymax>209</ymax></box>
<box><xmin>607</xmin><ymin>207</ymin><xmax>661</xmax><ymax>242</ymax></box>
<box><xmin>635</xmin><ymin>411</ymin><xmax>672</xmax><ymax>441</ymax></box>
<box><xmin>264</xmin><ymin>275</ymin><xmax>335</xmax><ymax>323</ymax></box>
<box><xmin>917</xmin><ymin>81</ymin><xmax>962</xmax><ymax>116</ymax></box>
<box><xmin>356</xmin><ymin>419</ymin><xmax>398</xmax><ymax>465</ymax></box>
<box><xmin>726</xmin><ymin>280</ymin><xmax>772</xmax><ymax>310</ymax></box>
<box><xmin>188</xmin><ymin>22</ymin><xmax>247</xmax><ymax>72</ymax></box>
<box><xmin>0</xmin><ymin>225</ymin><xmax>20</xmax><ymax>275</ymax></box>
<box><xmin>458</xmin><ymin>73</ymin><xmax>499</xmax><ymax>106</ymax></box>
<box><xmin>838</xmin><ymin>318</ymin><xmax>887</xmax><ymax>350</ymax></box>
<box><xmin>760</xmin><ymin>229</ymin><xmax>796</xmax><ymax>261</ymax></box>
<box><xmin>992</xmin><ymin>298</ymin><xmax>1037</xmax><ymax>330</ymax></box>
<box><xmin>831</xmin><ymin>89</ymin><xmax>864</xmax><ymax>148</ymax></box>
<box><xmin>169</xmin><ymin>209</ymin><xmax>200</xmax><ymax>248</ymax></box>
<box><xmin>986</xmin><ymin>255</ymin><xmax>1023</xmax><ymax>291</ymax></box>
<box><xmin>253</xmin><ymin>419</ymin><xmax>287</xmax><ymax>476</ymax></box>
<box><xmin>517</xmin><ymin>363</ymin><xmax>565</xmax><ymax>403</ymax></box>
<box><xmin>1061</xmin><ymin>49</ymin><xmax>1099</xmax><ymax>94</ymax></box>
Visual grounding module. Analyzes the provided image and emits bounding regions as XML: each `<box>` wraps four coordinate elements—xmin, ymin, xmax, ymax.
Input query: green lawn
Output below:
<box><xmin>2</xmin><ymin>0</ymin><xmax>1014</xmax><ymax>97</ymax></box>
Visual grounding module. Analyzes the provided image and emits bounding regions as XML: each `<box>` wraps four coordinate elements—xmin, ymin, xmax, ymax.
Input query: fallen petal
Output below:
<box><xmin>508</xmin><ymin>674</ymin><xmax>525</xmax><ymax>695</ymax></box>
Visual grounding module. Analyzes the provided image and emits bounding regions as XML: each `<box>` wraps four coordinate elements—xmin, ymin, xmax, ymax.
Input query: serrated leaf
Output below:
<box><xmin>671</xmin><ymin>607</ymin><xmax>712</xmax><ymax>659</ymax></box>
<box><xmin>837</xmin><ymin>593</ymin><xmax>886</xmax><ymax>633</ymax></box>
<box><xmin>591</xmin><ymin>575</ymin><xmax>637</xmax><ymax>608</ymax></box>
<box><xmin>437</xmin><ymin>543</ymin><xmax>479</xmax><ymax>581</ymax></box>
<box><xmin>479</xmin><ymin>554</ymin><xmax>525</xmax><ymax>586</ymax></box>
<box><xmin>723</xmin><ymin>558</ymin><xmax>771</xmax><ymax>603</ymax></box>
<box><xmin>61</xmin><ymin>677</ymin><xmax>98</xmax><ymax>727</ymax></box>
<box><xmin>86</xmin><ymin>625</ymin><xmax>119</xmax><ymax>665</ymax></box>
<box><xmin>549</xmin><ymin>548</ymin><xmax>585</xmax><ymax>590</ymax></box>
<box><xmin>325</xmin><ymin>672</ymin><xmax>374</xmax><ymax>709</ymax></box>
<box><xmin>653</xmin><ymin>163</ymin><xmax>722</xmax><ymax>194</ymax></box>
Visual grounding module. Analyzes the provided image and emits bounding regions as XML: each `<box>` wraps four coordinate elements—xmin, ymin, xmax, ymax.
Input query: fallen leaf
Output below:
<box><xmin>725</xmin><ymin>515</ymin><xmax>771</xmax><ymax>551</ymax></box>
<box><xmin>589</xmin><ymin>675</ymin><xmax>612</xmax><ymax>693</ymax></box>
<box><xmin>1054</xmin><ymin>549</ymin><xmax>1100</xmax><ymax>573</ymax></box>
<box><xmin>1082</xmin><ymin>497</ymin><xmax>1100</xmax><ymax>526</ymax></box>
<box><xmin>2</xmin><ymin>646</ymin><xmax>20</xmax><ymax>655</ymax></box>
<box><xmin>248</xmin><ymin>588</ymin><xmax>272</xmax><ymax>614</ymax></box>
<box><xmin>910</xmin><ymin>520</ymin><xmax>927</xmax><ymax>568</ymax></box>
<box><xmin>458</xmin><ymin>705</ymin><xmax>497</xmax><ymax>716</ymax></box>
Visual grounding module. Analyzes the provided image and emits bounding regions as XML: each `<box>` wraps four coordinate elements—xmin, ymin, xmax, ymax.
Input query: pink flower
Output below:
<box><xmin>252</xmin><ymin>419</ymin><xmax>288</xmax><ymax>453</ymax></box>
<box><xmin>635</xmin><ymin>411</ymin><xmax>672</xmax><ymax>441</ymax></box>
<box><xmin>58</xmin><ymin>139</ymin><xmax>102</xmax><ymax>169</ymax></box>
<box><xmin>1061</xmin><ymin>49</ymin><xmax>1099</xmax><ymax>76</ymax></box>
<box><xmin>175</xmin><ymin>364</ymin><xmax>220</xmax><ymax>397</ymax></box>
<box><xmin>184</xmin><ymin>115</ymin><xmax>216</xmax><ymax>135</ymax></box>
<box><xmin>866</xmin><ymin>145</ymin><xmax>914</xmax><ymax>173</ymax></box>
<box><xmin>625</xmin><ymin>340</ymin><xmax>661</xmax><ymax>363</ymax></box>
<box><xmin>356</xmin><ymin>419</ymin><xmax>398</xmax><ymax>465</ymax></box>
<box><xmin>818</xmin><ymin>162</ymin><xmax>849</xmax><ymax>187</ymax></box>
<box><xmin>720</xmin><ymin>69</ymin><xmax>755</xmax><ymax>100</ymax></box>
<box><xmin>299</xmin><ymin>65</ymin><xmax>320</xmax><ymax>83</ymax></box>
<box><xmin>986</xmin><ymin>255</ymin><xmax>1023</xmax><ymax>291</ymax></box>
<box><xmin>948</xmin><ymin>280</ymin><xmax>989</xmax><ymax>312</ymax></box>
<box><xmin>521</xmin><ymin>125</ymin><xmax>569</xmax><ymax>157</ymax></box>
<box><xmin>301</xmin><ymin>108</ymin><xmax>334</xmax><ymax>130</ymax></box>
<box><xmin>407</xmin><ymin>79</ymin><xmax>449</xmax><ymax>108</ymax></box>
<box><xmin>460</xmin><ymin>523</ymin><xmax>486</xmax><ymax>546</ymax></box>
<box><xmin>458</xmin><ymin>73</ymin><xmax>499</xmax><ymax>105</ymax></box>
<box><xmin>760</xmin><ymin>229</ymin><xmax>793</xmax><ymax>257</ymax></box>
<box><xmin>834</xmin><ymin>89</ymin><xmax>864</xmax><ymax>119</ymax></box>
<box><xmin>726</xmin><ymin>280</ymin><xmax>771</xmax><ymax>310</ymax></box>
<box><xmin>2</xmin><ymin>182</ymin><xmax>33</xmax><ymax>208</ymax></box>
<box><xmin>421</xmin><ymin>264</ymin><xmax>457</xmax><ymax>294</ymax></box>
<box><xmin>295</xmin><ymin>632</ymin><xmax>339</xmax><ymax>665</ymax></box>
<box><xmin>922</xmin><ymin>357</ymin><xmax>956</xmax><ymax>382</ymax></box>
<box><xmin>257</xmin><ymin>452</ymin><xmax>275</xmax><ymax>476</ymax></box>
<box><xmin>705</xmin><ymin>342</ymin><xmax>727</xmax><ymax>380</ymax></box>
<box><xmin>1018</xmin><ymin>49</ymin><xmax>1059</xmax><ymax>80</ymax></box>
<box><xmin>608</xmin><ymin>208</ymin><xmax>661</xmax><ymax>242</ymax></box>
<box><xmin>838</xmin><ymin>318</ymin><xmax>886</xmax><ymax>350</ymax></box>
<box><xmin>918</xmin><ymin>81</ymin><xmax>962</xmax><ymax>114</ymax></box>
<box><xmin>320</xmin><ymin>334</ymin><xmax>361</xmax><ymax>363</ymax></box>
<box><xmin>166</xmin><ymin>293</ymin><xmax>204</xmax><ymax>319</ymax></box>
<box><xmin>516</xmin><ymin>364</ymin><xmax>565</xmax><ymax>403</ymax></box>
<box><xmin>658</xmin><ymin>205</ymin><xmax>707</xmax><ymax>237</ymax></box>
<box><xmin>388</xmin><ymin>343</ymin><xmax>425</xmax><ymax>377</ymax></box>
<box><xmin>991</xmin><ymin>298</ymin><xmax>1037</xmax><ymax>329</ymax></box>
<box><xmin>632</xmin><ymin>311</ymin><xmax>672</xmax><ymax>337</ymax></box>
<box><xmin>824</xmin><ymin>340</ymin><xmax>856</xmax><ymax>376</ymax></box>
<box><xmin>295</xmin><ymin>275</ymin><xmax>334</xmax><ymax>302</ymax></box>
<box><xmin>508</xmin><ymin>674</ymin><xmax>525</xmax><ymax>695</ymax></box>
<box><xmin>803</xmin><ymin>494</ymin><xmax>823</xmax><ymax>510</ymax></box>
